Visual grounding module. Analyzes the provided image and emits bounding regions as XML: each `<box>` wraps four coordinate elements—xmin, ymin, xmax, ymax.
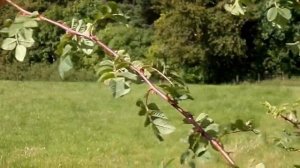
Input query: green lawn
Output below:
<box><xmin>0</xmin><ymin>80</ymin><xmax>299</xmax><ymax>168</ymax></box>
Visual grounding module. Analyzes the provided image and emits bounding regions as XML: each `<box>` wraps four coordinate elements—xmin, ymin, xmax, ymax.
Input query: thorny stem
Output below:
<box><xmin>4</xmin><ymin>0</ymin><xmax>237</xmax><ymax>167</ymax></box>
<box><xmin>280</xmin><ymin>114</ymin><xmax>300</xmax><ymax>129</ymax></box>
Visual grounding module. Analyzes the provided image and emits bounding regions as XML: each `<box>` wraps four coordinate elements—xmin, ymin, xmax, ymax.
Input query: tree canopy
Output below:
<box><xmin>0</xmin><ymin>0</ymin><xmax>300</xmax><ymax>83</ymax></box>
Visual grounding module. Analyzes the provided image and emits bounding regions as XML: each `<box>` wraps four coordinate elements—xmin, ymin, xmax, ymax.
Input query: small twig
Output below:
<box><xmin>145</xmin><ymin>89</ymin><xmax>154</xmax><ymax>107</ymax></box>
<box><xmin>280</xmin><ymin>114</ymin><xmax>300</xmax><ymax>129</ymax></box>
<box><xmin>151</xmin><ymin>67</ymin><xmax>174</xmax><ymax>85</ymax></box>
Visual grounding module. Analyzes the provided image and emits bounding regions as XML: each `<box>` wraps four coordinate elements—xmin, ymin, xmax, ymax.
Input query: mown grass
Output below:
<box><xmin>0</xmin><ymin>80</ymin><xmax>299</xmax><ymax>168</ymax></box>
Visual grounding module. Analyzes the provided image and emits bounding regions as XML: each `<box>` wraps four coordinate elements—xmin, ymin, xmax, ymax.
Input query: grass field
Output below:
<box><xmin>0</xmin><ymin>80</ymin><xmax>299</xmax><ymax>168</ymax></box>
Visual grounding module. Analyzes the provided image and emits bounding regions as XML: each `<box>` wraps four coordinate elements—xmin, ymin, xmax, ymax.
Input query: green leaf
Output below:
<box><xmin>180</xmin><ymin>150</ymin><xmax>192</xmax><ymax>164</ymax></box>
<box><xmin>81</xmin><ymin>39</ymin><xmax>94</xmax><ymax>55</ymax></box>
<box><xmin>136</xmin><ymin>99</ymin><xmax>147</xmax><ymax>116</ymax></box>
<box><xmin>0</xmin><ymin>27</ymin><xmax>9</xmax><ymax>33</ymax></box>
<box><xmin>159</xmin><ymin>84</ymin><xmax>193</xmax><ymax>101</ymax></box>
<box><xmin>98</xmin><ymin>72</ymin><xmax>115</xmax><ymax>83</ymax></box>
<box><xmin>159</xmin><ymin>158</ymin><xmax>174</xmax><ymax>168</ymax></box>
<box><xmin>277</xmin><ymin>8</ymin><xmax>291</xmax><ymax>20</ymax></box>
<box><xmin>144</xmin><ymin>116</ymin><xmax>151</xmax><ymax>127</ymax></box>
<box><xmin>4</xmin><ymin>19</ymin><xmax>13</xmax><ymax>27</ymax></box>
<box><xmin>99</xmin><ymin>60</ymin><xmax>114</xmax><ymax>67</ymax></box>
<box><xmin>152</xmin><ymin>118</ymin><xmax>176</xmax><ymax>135</ymax></box>
<box><xmin>62</xmin><ymin>44</ymin><xmax>72</xmax><ymax>57</ymax></box>
<box><xmin>188</xmin><ymin>161</ymin><xmax>196</xmax><ymax>168</ymax></box>
<box><xmin>132</xmin><ymin>60</ymin><xmax>151</xmax><ymax>78</ymax></box>
<box><xmin>23</xmin><ymin>20</ymin><xmax>38</xmax><ymax>28</ymax></box>
<box><xmin>111</xmin><ymin>14</ymin><xmax>128</xmax><ymax>23</ymax></box>
<box><xmin>255</xmin><ymin>163</ymin><xmax>265</xmax><ymax>168</ymax></box>
<box><xmin>58</xmin><ymin>55</ymin><xmax>73</xmax><ymax>79</ymax></box>
<box><xmin>286</xmin><ymin>41</ymin><xmax>300</xmax><ymax>56</ymax></box>
<box><xmin>272</xmin><ymin>14</ymin><xmax>289</xmax><ymax>28</ymax></box>
<box><xmin>107</xmin><ymin>1</ymin><xmax>118</xmax><ymax>13</ymax></box>
<box><xmin>151</xmin><ymin>111</ymin><xmax>168</xmax><ymax>119</ymax></box>
<box><xmin>151</xmin><ymin>124</ymin><xmax>164</xmax><ymax>141</ymax></box>
<box><xmin>17</xmin><ymin>29</ymin><xmax>35</xmax><ymax>47</ymax></box>
<box><xmin>96</xmin><ymin>66</ymin><xmax>113</xmax><ymax>76</ymax></box>
<box><xmin>31</xmin><ymin>11</ymin><xmax>39</xmax><ymax>17</ymax></box>
<box><xmin>1</xmin><ymin>38</ymin><xmax>17</xmax><ymax>50</ymax></box>
<box><xmin>115</xmin><ymin>62</ymin><xmax>130</xmax><ymax>70</ymax></box>
<box><xmin>267</xmin><ymin>7</ymin><xmax>278</xmax><ymax>22</ymax></box>
<box><xmin>101</xmin><ymin>5</ymin><xmax>112</xmax><ymax>15</ymax></box>
<box><xmin>147</xmin><ymin>103</ymin><xmax>160</xmax><ymax>111</ymax></box>
<box><xmin>8</xmin><ymin>23</ymin><xmax>23</xmax><ymax>37</ymax></box>
<box><xmin>117</xmin><ymin>71</ymin><xmax>138</xmax><ymax>81</ymax></box>
<box><xmin>169</xmin><ymin>72</ymin><xmax>185</xmax><ymax>86</ymax></box>
<box><xmin>109</xmin><ymin>77</ymin><xmax>130</xmax><ymax>98</ymax></box>
<box><xmin>196</xmin><ymin>113</ymin><xmax>208</xmax><ymax>122</ymax></box>
<box><xmin>224</xmin><ymin>0</ymin><xmax>245</xmax><ymax>16</ymax></box>
<box><xmin>15</xmin><ymin>16</ymin><xmax>32</xmax><ymax>23</ymax></box>
<box><xmin>195</xmin><ymin>150</ymin><xmax>212</xmax><ymax>162</ymax></box>
<box><xmin>195</xmin><ymin>146</ymin><xmax>207</xmax><ymax>157</ymax></box>
<box><xmin>15</xmin><ymin>44</ymin><xmax>27</xmax><ymax>62</ymax></box>
<box><xmin>205</xmin><ymin>123</ymin><xmax>219</xmax><ymax>137</ymax></box>
<box><xmin>22</xmin><ymin>28</ymin><xmax>33</xmax><ymax>40</ymax></box>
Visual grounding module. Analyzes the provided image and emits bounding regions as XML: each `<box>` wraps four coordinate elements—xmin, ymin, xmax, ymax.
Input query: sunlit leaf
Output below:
<box><xmin>224</xmin><ymin>0</ymin><xmax>245</xmax><ymax>16</ymax></box>
<box><xmin>277</xmin><ymin>8</ymin><xmax>291</xmax><ymax>20</ymax></box>
<box><xmin>255</xmin><ymin>163</ymin><xmax>265</xmax><ymax>168</ymax></box>
<box><xmin>31</xmin><ymin>11</ymin><xmax>39</xmax><ymax>17</ymax></box>
<box><xmin>17</xmin><ymin>29</ymin><xmax>35</xmax><ymax>47</ymax></box>
<box><xmin>153</xmin><ymin>118</ymin><xmax>176</xmax><ymax>135</ymax></box>
<box><xmin>99</xmin><ymin>60</ymin><xmax>114</xmax><ymax>66</ymax></box>
<box><xmin>267</xmin><ymin>7</ymin><xmax>278</xmax><ymax>21</ymax></box>
<box><xmin>196</xmin><ymin>113</ymin><xmax>208</xmax><ymax>122</ymax></box>
<box><xmin>15</xmin><ymin>44</ymin><xmax>26</xmax><ymax>62</ymax></box>
<box><xmin>117</xmin><ymin>71</ymin><xmax>138</xmax><ymax>81</ymax></box>
<box><xmin>96</xmin><ymin>66</ymin><xmax>113</xmax><ymax>76</ymax></box>
<box><xmin>14</xmin><ymin>16</ymin><xmax>32</xmax><ymax>23</ymax></box>
<box><xmin>8</xmin><ymin>23</ymin><xmax>23</xmax><ymax>37</ymax></box>
<box><xmin>205</xmin><ymin>123</ymin><xmax>219</xmax><ymax>137</ymax></box>
<box><xmin>151</xmin><ymin>111</ymin><xmax>168</xmax><ymax>119</ymax></box>
<box><xmin>151</xmin><ymin>124</ymin><xmax>164</xmax><ymax>141</ymax></box>
<box><xmin>98</xmin><ymin>72</ymin><xmax>115</xmax><ymax>83</ymax></box>
<box><xmin>23</xmin><ymin>20</ymin><xmax>38</xmax><ymax>28</ymax></box>
<box><xmin>1</xmin><ymin>38</ymin><xmax>17</xmax><ymax>50</ymax></box>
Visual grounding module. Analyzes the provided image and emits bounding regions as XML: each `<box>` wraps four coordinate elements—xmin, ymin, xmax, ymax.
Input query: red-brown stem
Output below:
<box><xmin>4</xmin><ymin>0</ymin><xmax>237</xmax><ymax>167</ymax></box>
<box><xmin>280</xmin><ymin>114</ymin><xmax>300</xmax><ymax>129</ymax></box>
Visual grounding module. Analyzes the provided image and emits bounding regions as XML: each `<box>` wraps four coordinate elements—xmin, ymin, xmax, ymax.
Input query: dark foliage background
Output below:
<box><xmin>0</xmin><ymin>0</ymin><xmax>299</xmax><ymax>82</ymax></box>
